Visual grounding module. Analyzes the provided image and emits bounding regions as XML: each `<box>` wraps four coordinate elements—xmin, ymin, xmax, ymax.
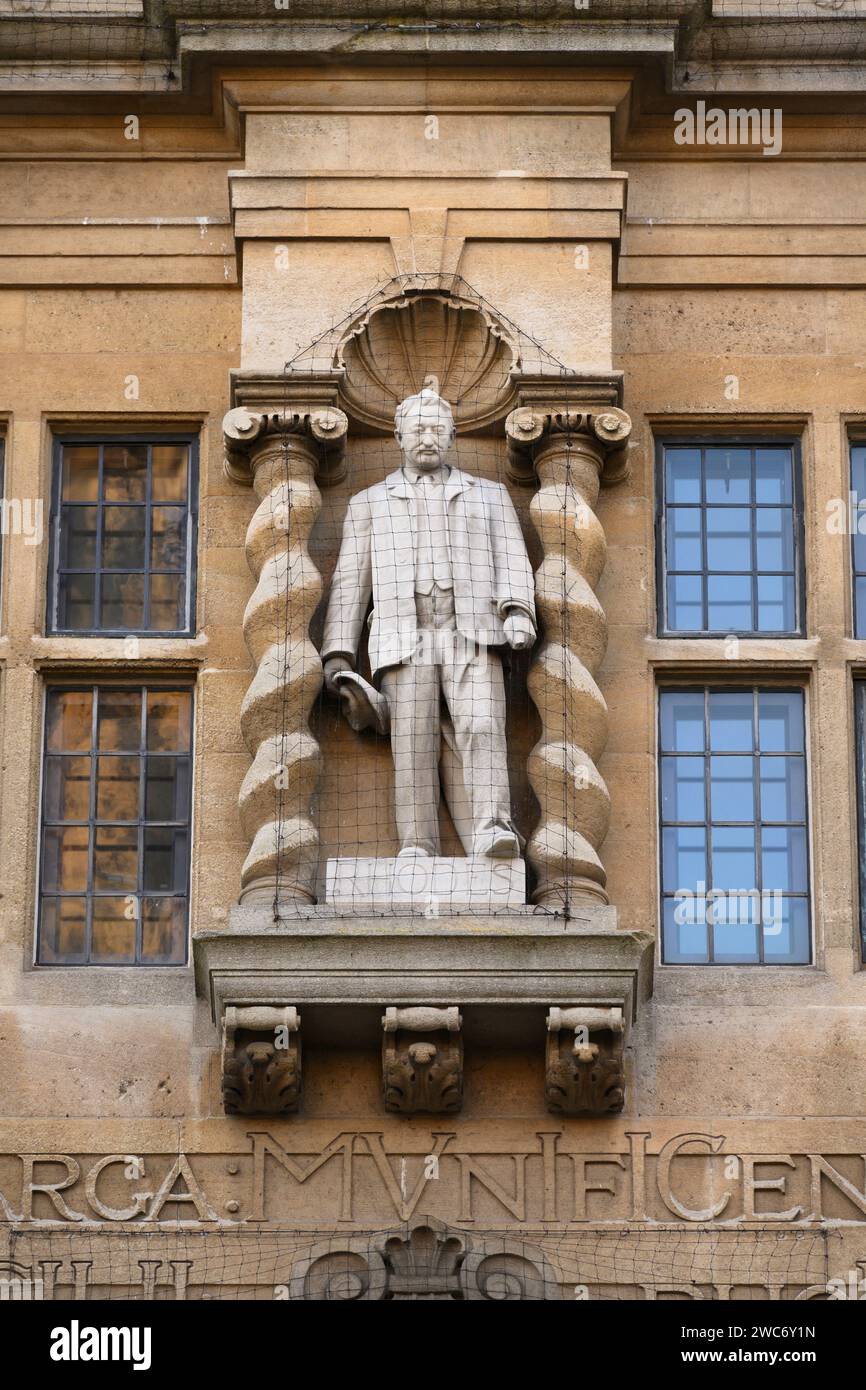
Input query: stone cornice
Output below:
<box><xmin>1</xmin><ymin>7</ymin><xmax>865</xmax><ymax>104</ymax></box>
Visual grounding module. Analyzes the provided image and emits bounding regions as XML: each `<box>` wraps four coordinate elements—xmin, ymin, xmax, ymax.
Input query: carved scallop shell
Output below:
<box><xmin>335</xmin><ymin>292</ymin><xmax>520</xmax><ymax>431</ymax></box>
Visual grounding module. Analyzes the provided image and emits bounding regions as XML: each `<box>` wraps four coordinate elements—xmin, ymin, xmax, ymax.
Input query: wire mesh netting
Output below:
<box><xmin>2</xmin><ymin>1219</ymin><xmax>852</xmax><ymax>1300</ymax></box>
<box><xmin>244</xmin><ymin>272</ymin><xmax>596</xmax><ymax>920</ymax></box>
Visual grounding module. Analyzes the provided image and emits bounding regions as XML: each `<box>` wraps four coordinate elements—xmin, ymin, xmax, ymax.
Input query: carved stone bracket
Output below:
<box><xmin>223</xmin><ymin>396</ymin><xmax>349</xmax><ymax>903</ymax></box>
<box><xmin>289</xmin><ymin>1216</ymin><xmax>562</xmax><ymax>1300</ymax></box>
<box><xmin>381</xmin><ymin>1005</ymin><xmax>464</xmax><ymax>1114</ymax></box>
<box><xmin>544</xmin><ymin>1005</ymin><xmax>625</xmax><ymax>1116</ymax></box>
<box><xmin>221</xmin><ymin>1005</ymin><xmax>302</xmax><ymax>1116</ymax></box>
<box><xmin>504</xmin><ymin>400</ymin><xmax>632</xmax><ymax>911</ymax></box>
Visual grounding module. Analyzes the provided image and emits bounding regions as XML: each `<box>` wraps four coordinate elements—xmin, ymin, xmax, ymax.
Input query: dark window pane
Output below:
<box><xmin>661</xmin><ymin>443</ymin><xmax>800</xmax><ymax>637</ymax></box>
<box><xmin>667</xmin><ymin>508</ymin><xmax>702</xmax><ymax>571</ymax></box>
<box><xmin>760</xmin><ymin>756</ymin><xmax>806</xmax><ymax>823</ymax></box>
<box><xmin>39</xmin><ymin>684</ymin><xmax>192</xmax><ymax>966</ymax></box>
<box><xmin>100</xmin><ymin>572</ymin><xmax>145</xmax><ymax>630</ymax></box>
<box><xmin>102</xmin><ymin>444</ymin><xmax>147</xmax><ymax>502</ymax></box>
<box><xmin>141</xmin><ymin>897</ymin><xmax>187</xmax><ymax>963</ymax></box>
<box><xmin>763</xmin><ymin>898</ymin><xmax>810</xmax><ymax>963</ymax></box>
<box><xmin>96</xmin><ymin>690</ymin><xmax>141</xmax><ymax>752</ymax></box>
<box><xmin>39</xmin><ymin>897</ymin><xmax>87</xmax><ymax>963</ymax></box>
<box><xmin>61</xmin><ymin>445</ymin><xmax>99</xmax><ymax>502</ymax></box>
<box><xmin>145</xmin><ymin>756</ymin><xmax>190</xmax><ymax>821</ymax></box>
<box><xmin>660</xmin><ymin>686</ymin><xmax>809</xmax><ymax>966</ymax></box>
<box><xmin>856</xmin><ymin>578</ymin><xmax>866</xmax><ymax>640</ymax></box>
<box><xmin>759</xmin><ymin>692</ymin><xmax>804</xmax><ymax>752</ymax></box>
<box><xmin>59</xmin><ymin>505</ymin><xmax>97</xmax><ymax>570</ymax></box>
<box><xmin>91</xmin><ymin>897</ymin><xmax>136</xmax><ymax>964</ymax></box>
<box><xmin>96</xmin><ymin>755</ymin><xmax>140</xmax><ymax>821</ymax></box>
<box><xmin>667</xmin><ymin>574</ymin><xmax>703</xmax><ymax>631</ymax></box>
<box><xmin>46</xmin><ymin>690</ymin><xmax>92</xmax><ymax>752</ymax></box>
<box><xmin>152</xmin><ymin>445</ymin><xmax>188</xmax><ymax>502</ymax></box>
<box><xmin>665</xmin><ymin>448</ymin><xmax>701</xmax><ymax>503</ymax></box>
<box><xmin>662</xmin><ymin>898</ymin><xmax>709</xmax><ymax>964</ymax></box>
<box><xmin>709</xmin><ymin>755</ymin><xmax>753</xmax><ymax>821</ymax></box>
<box><xmin>755</xmin><ymin>448</ymin><xmax>793</xmax><ymax>504</ymax></box>
<box><xmin>660</xmin><ymin>691</ymin><xmax>705</xmax><ymax>753</ymax></box>
<box><xmin>143</xmin><ymin>828</ymin><xmax>188</xmax><ymax>892</ymax></box>
<box><xmin>706</xmin><ymin>508</ymin><xmax>751</xmax><ymax>572</ymax></box>
<box><xmin>53</xmin><ymin>439</ymin><xmax>193</xmax><ymax>636</ymax></box>
<box><xmin>709</xmin><ymin>692</ymin><xmax>754</xmax><ymax>752</ymax></box>
<box><xmin>44</xmin><ymin>756</ymin><xmax>91</xmax><ymax>821</ymax></box>
<box><xmin>661</xmin><ymin>755</ymin><xmax>704</xmax><ymax>821</ymax></box>
<box><xmin>711</xmin><ymin>825</ymin><xmax>756</xmax><ymax>891</ymax></box>
<box><xmin>149</xmin><ymin>573</ymin><xmax>184</xmax><ymax>632</ymax></box>
<box><xmin>93</xmin><ymin>824</ymin><xmax>138</xmax><ymax>892</ymax></box>
<box><xmin>102</xmin><ymin>506</ymin><xmax>146</xmax><ymax>569</ymax></box>
<box><xmin>42</xmin><ymin>826</ymin><xmax>89</xmax><ymax>892</ymax></box>
<box><xmin>150</xmin><ymin>507</ymin><xmax>186</xmax><ymax>570</ymax></box>
<box><xmin>755</xmin><ymin>508</ymin><xmax>793</xmax><ymax>571</ymax></box>
<box><xmin>662</xmin><ymin>825</ymin><xmax>706</xmax><ymax>894</ymax></box>
<box><xmin>756</xmin><ymin>575</ymin><xmax>795</xmax><ymax>633</ymax></box>
<box><xmin>147</xmin><ymin>691</ymin><xmax>192</xmax><ymax>752</ymax></box>
<box><xmin>707</xmin><ymin>574</ymin><xmax>752</xmax><ymax>631</ymax></box>
<box><xmin>58</xmin><ymin>573</ymin><xmax>95</xmax><ymax>630</ymax></box>
<box><xmin>705</xmin><ymin>448</ymin><xmax>752</xmax><ymax>504</ymax></box>
<box><xmin>712</xmin><ymin>911</ymin><xmax>760</xmax><ymax>964</ymax></box>
<box><xmin>762</xmin><ymin>826</ymin><xmax>808</xmax><ymax>893</ymax></box>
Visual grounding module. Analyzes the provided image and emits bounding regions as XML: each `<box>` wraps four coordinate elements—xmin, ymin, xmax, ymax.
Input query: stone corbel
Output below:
<box><xmin>223</xmin><ymin>398</ymin><xmax>349</xmax><ymax>904</ymax></box>
<box><xmin>381</xmin><ymin>1006</ymin><xmax>464</xmax><ymax>1114</ymax></box>
<box><xmin>504</xmin><ymin>402</ymin><xmax>632</xmax><ymax>912</ymax></box>
<box><xmin>544</xmin><ymin>1005</ymin><xmax>625</xmax><ymax>1116</ymax></box>
<box><xmin>222</xmin><ymin>1004</ymin><xmax>302</xmax><ymax>1116</ymax></box>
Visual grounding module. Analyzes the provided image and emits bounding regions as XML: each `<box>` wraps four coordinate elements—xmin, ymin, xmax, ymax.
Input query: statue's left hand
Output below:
<box><xmin>504</xmin><ymin>612</ymin><xmax>536</xmax><ymax>651</ymax></box>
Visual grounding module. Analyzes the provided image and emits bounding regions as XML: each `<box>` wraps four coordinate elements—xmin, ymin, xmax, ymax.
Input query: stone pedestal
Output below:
<box><xmin>324</xmin><ymin>856</ymin><xmax>526</xmax><ymax>912</ymax></box>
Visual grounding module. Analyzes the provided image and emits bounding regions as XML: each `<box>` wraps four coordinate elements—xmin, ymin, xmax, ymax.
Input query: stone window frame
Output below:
<box><xmin>655</xmin><ymin>435</ymin><xmax>806</xmax><ymax>639</ymax></box>
<box><xmin>35</xmin><ymin>679</ymin><xmax>195</xmax><ymax>967</ymax></box>
<box><xmin>657</xmin><ymin>681</ymin><xmax>813</xmax><ymax>967</ymax></box>
<box><xmin>46</xmin><ymin>432</ymin><xmax>199</xmax><ymax>638</ymax></box>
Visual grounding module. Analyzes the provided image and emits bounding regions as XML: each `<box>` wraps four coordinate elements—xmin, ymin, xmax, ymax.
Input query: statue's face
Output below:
<box><xmin>396</xmin><ymin>399</ymin><xmax>455</xmax><ymax>472</ymax></box>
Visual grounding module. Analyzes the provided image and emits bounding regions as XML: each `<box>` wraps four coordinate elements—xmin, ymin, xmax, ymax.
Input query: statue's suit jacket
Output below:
<box><xmin>322</xmin><ymin>466</ymin><xmax>536</xmax><ymax>683</ymax></box>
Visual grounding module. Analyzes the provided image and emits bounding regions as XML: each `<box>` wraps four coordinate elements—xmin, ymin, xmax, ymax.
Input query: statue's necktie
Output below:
<box><xmin>415</xmin><ymin>473</ymin><xmax>453</xmax><ymax>593</ymax></box>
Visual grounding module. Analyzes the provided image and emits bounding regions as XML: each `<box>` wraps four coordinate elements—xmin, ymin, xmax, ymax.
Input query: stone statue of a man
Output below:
<box><xmin>322</xmin><ymin>387</ymin><xmax>536</xmax><ymax>859</ymax></box>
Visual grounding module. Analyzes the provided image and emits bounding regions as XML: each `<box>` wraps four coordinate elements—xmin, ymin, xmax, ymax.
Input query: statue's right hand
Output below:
<box><xmin>323</xmin><ymin>656</ymin><xmax>353</xmax><ymax>694</ymax></box>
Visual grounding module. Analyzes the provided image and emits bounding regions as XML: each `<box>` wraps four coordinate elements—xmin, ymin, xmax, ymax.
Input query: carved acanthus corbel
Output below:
<box><xmin>222</xmin><ymin>1005</ymin><xmax>302</xmax><ymax>1116</ymax></box>
<box><xmin>381</xmin><ymin>1006</ymin><xmax>463</xmax><ymax>1114</ymax></box>
<box><xmin>544</xmin><ymin>1005</ymin><xmax>625</xmax><ymax>1116</ymax></box>
<box><xmin>223</xmin><ymin>402</ymin><xmax>349</xmax><ymax>903</ymax></box>
<box><xmin>505</xmin><ymin>404</ymin><xmax>632</xmax><ymax>911</ymax></box>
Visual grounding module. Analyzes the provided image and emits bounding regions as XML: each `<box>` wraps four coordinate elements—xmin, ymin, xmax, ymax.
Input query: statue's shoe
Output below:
<box><xmin>397</xmin><ymin>844</ymin><xmax>433</xmax><ymax>858</ymax></box>
<box><xmin>477</xmin><ymin>831</ymin><xmax>521</xmax><ymax>859</ymax></box>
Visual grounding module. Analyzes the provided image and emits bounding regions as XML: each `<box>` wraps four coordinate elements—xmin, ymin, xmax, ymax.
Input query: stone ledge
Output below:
<box><xmin>193</xmin><ymin>907</ymin><xmax>654</xmax><ymax>1029</ymax></box>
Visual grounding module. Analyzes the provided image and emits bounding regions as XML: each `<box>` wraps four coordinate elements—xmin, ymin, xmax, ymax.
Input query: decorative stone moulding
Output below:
<box><xmin>221</xmin><ymin>1005</ymin><xmax>302</xmax><ymax>1116</ymax></box>
<box><xmin>289</xmin><ymin>1217</ymin><xmax>562</xmax><ymax>1301</ymax></box>
<box><xmin>505</xmin><ymin>401</ymin><xmax>632</xmax><ymax>912</ymax></box>
<box><xmin>222</xmin><ymin>398</ymin><xmax>348</xmax><ymax>904</ymax></box>
<box><xmin>544</xmin><ymin>1005</ymin><xmax>625</xmax><ymax>1116</ymax></box>
<box><xmin>336</xmin><ymin>288</ymin><xmax>519</xmax><ymax>432</ymax></box>
<box><xmin>195</xmin><ymin>915</ymin><xmax>652</xmax><ymax>1117</ymax></box>
<box><xmin>381</xmin><ymin>1005</ymin><xmax>464</xmax><ymax>1114</ymax></box>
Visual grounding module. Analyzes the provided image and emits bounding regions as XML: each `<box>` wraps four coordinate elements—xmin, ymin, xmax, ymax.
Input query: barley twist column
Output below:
<box><xmin>223</xmin><ymin>404</ymin><xmax>348</xmax><ymax>903</ymax></box>
<box><xmin>505</xmin><ymin>405</ymin><xmax>631</xmax><ymax>910</ymax></box>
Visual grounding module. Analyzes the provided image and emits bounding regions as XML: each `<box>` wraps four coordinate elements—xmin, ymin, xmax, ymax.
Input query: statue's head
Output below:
<box><xmin>394</xmin><ymin>386</ymin><xmax>456</xmax><ymax>472</ymax></box>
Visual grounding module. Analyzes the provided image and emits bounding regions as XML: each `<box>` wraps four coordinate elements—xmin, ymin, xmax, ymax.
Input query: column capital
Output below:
<box><xmin>223</xmin><ymin>403</ymin><xmax>349</xmax><ymax>486</ymax></box>
<box><xmin>505</xmin><ymin>403</ymin><xmax>632</xmax><ymax>487</ymax></box>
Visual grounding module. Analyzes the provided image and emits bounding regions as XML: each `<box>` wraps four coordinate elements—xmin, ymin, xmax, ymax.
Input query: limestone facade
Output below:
<box><xmin>0</xmin><ymin>4</ymin><xmax>866</xmax><ymax>1300</ymax></box>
